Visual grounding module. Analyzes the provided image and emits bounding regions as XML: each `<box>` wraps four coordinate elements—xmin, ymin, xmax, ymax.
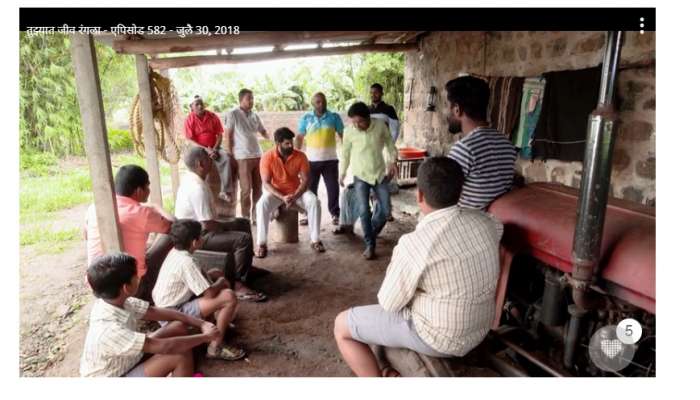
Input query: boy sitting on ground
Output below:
<box><xmin>80</xmin><ymin>253</ymin><xmax>219</xmax><ymax>377</ymax></box>
<box><xmin>152</xmin><ymin>219</ymin><xmax>246</xmax><ymax>361</ymax></box>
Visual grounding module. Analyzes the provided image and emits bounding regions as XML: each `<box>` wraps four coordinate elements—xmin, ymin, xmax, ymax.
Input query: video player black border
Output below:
<box><xmin>19</xmin><ymin>7</ymin><xmax>655</xmax><ymax>32</ymax></box>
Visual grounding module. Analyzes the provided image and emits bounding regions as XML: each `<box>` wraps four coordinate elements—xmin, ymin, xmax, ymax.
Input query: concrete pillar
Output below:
<box><xmin>69</xmin><ymin>34</ymin><xmax>122</xmax><ymax>253</ymax></box>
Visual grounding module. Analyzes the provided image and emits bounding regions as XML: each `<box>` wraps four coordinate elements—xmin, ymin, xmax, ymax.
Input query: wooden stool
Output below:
<box><xmin>269</xmin><ymin>206</ymin><xmax>299</xmax><ymax>243</ymax></box>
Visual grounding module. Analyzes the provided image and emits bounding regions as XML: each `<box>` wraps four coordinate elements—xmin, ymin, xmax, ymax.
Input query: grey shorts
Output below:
<box><xmin>159</xmin><ymin>297</ymin><xmax>201</xmax><ymax>327</ymax></box>
<box><xmin>122</xmin><ymin>360</ymin><xmax>146</xmax><ymax>377</ymax></box>
<box><xmin>346</xmin><ymin>304</ymin><xmax>449</xmax><ymax>358</ymax></box>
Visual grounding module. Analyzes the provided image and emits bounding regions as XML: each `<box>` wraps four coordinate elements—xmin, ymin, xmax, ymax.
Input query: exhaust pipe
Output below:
<box><xmin>570</xmin><ymin>31</ymin><xmax>623</xmax><ymax>310</ymax></box>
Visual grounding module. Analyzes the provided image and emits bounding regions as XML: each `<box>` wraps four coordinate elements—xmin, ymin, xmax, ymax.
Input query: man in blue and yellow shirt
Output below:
<box><xmin>296</xmin><ymin>92</ymin><xmax>344</xmax><ymax>225</ymax></box>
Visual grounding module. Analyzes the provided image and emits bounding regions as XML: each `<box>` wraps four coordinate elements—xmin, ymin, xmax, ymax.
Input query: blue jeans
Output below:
<box><xmin>353</xmin><ymin>176</ymin><xmax>391</xmax><ymax>249</ymax></box>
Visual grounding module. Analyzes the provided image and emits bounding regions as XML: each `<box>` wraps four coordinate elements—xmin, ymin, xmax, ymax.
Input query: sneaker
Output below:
<box><xmin>362</xmin><ymin>247</ymin><xmax>376</xmax><ymax>260</ymax></box>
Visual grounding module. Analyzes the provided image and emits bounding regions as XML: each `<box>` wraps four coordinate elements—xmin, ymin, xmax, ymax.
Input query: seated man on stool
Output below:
<box><xmin>176</xmin><ymin>147</ymin><xmax>267</xmax><ymax>302</ymax></box>
<box><xmin>333</xmin><ymin>157</ymin><xmax>502</xmax><ymax>377</ymax></box>
<box><xmin>255</xmin><ymin>127</ymin><xmax>325</xmax><ymax>258</ymax></box>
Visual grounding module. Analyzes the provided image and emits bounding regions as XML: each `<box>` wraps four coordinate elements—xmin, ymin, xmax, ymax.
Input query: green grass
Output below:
<box><xmin>20</xmin><ymin>227</ymin><xmax>81</xmax><ymax>254</ymax></box>
<box><xmin>20</xmin><ymin>168</ymin><xmax>93</xmax><ymax>215</ymax></box>
<box><xmin>20</xmin><ymin>151</ymin><xmax>177</xmax><ymax>255</ymax></box>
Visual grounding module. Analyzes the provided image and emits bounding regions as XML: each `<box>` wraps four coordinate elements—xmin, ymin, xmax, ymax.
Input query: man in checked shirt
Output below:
<box><xmin>333</xmin><ymin>157</ymin><xmax>503</xmax><ymax>377</ymax></box>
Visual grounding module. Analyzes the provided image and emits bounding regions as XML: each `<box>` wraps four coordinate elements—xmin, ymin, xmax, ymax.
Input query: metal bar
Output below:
<box><xmin>485</xmin><ymin>352</ymin><xmax>530</xmax><ymax>377</ymax></box>
<box><xmin>571</xmin><ymin>31</ymin><xmax>623</xmax><ymax>301</ymax></box>
<box><xmin>149</xmin><ymin>43</ymin><xmax>418</xmax><ymax>69</ymax></box>
<box><xmin>490</xmin><ymin>329</ymin><xmax>572</xmax><ymax>377</ymax></box>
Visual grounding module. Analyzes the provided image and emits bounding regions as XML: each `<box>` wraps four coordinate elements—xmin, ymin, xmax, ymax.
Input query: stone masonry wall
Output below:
<box><xmin>402</xmin><ymin>31</ymin><xmax>655</xmax><ymax>205</ymax></box>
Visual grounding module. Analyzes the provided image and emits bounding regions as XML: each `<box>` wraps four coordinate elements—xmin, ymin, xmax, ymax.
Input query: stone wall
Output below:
<box><xmin>402</xmin><ymin>31</ymin><xmax>655</xmax><ymax>205</ymax></box>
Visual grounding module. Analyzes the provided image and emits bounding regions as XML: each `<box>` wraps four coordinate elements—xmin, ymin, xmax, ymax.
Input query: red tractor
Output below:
<box><xmin>485</xmin><ymin>31</ymin><xmax>655</xmax><ymax>377</ymax></box>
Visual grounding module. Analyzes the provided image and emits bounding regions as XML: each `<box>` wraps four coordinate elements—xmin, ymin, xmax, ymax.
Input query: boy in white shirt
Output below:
<box><xmin>153</xmin><ymin>219</ymin><xmax>246</xmax><ymax>361</ymax></box>
<box><xmin>80</xmin><ymin>253</ymin><xmax>219</xmax><ymax>377</ymax></box>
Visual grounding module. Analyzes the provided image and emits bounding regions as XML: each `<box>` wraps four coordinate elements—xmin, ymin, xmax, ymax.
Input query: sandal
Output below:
<box><xmin>310</xmin><ymin>241</ymin><xmax>326</xmax><ymax>253</ymax></box>
<box><xmin>255</xmin><ymin>245</ymin><xmax>267</xmax><ymax>258</ymax></box>
<box><xmin>206</xmin><ymin>344</ymin><xmax>247</xmax><ymax>361</ymax></box>
<box><xmin>236</xmin><ymin>290</ymin><xmax>268</xmax><ymax>302</ymax></box>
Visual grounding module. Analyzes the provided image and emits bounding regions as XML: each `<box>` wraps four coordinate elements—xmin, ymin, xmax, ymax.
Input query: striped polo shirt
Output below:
<box><xmin>448</xmin><ymin>127</ymin><xmax>518</xmax><ymax>210</ymax></box>
<box><xmin>297</xmin><ymin>110</ymin><xmax>344</xmax><ymax>162</ymax></box>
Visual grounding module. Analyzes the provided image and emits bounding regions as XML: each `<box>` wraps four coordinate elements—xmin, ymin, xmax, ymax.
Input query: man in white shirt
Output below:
<box><xmin>333</xmin><ymin>157</ymin><xmax>503</xmax><ymax>377</ymax></box>
<box><xmin>224</xmin><ymin>89</ymin><xmax>269</xmax><ymax>223</ymax></box>
<box><xmin>176</xmin><ymin>147</ymin><xmax>267</xmax><ymax>302</ymax></box>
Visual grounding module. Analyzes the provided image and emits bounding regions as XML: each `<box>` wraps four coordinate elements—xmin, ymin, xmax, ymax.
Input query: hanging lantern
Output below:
<box><xmin>426</xmin><ymin>86</ymin><xmax>437</xmax><ymax>112</ymax></box>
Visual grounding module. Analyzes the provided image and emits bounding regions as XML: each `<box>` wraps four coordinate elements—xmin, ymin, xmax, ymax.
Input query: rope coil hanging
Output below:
<box><xmin>129</xmin><ymin>70</ymin><xmax>182</xmax><ymax>164</ymax></box>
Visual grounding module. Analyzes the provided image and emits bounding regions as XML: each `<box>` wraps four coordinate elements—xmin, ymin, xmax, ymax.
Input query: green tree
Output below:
<box><xmin>355</xmin><ymin>52</ymin><xmax>405</xmax><ymax>118</ymax></box>
<box><xmin>20</xmin><ymin>33</ymin><xmax>138</xmax><ymax>158</ymax></box>
<box><xmin>20</xmin><ymin>33</ymin><xmax>82</xmax><ymax>156</ymax></box>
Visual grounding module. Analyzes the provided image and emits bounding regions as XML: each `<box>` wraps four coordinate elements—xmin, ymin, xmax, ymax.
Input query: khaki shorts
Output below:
<box><xmin>346</xmin><ymin>304</ymin><xmax>449</xmax><ymax>358</ymax></box>
<box><xmin>159</xmin><ymin>297</ymin><xmax>201</xmax><ymax>327</ymax></box>
<box><xmin>122</xmin><ymin>360</ymin><xmax>146</xmax><ymax>377</ymax></box>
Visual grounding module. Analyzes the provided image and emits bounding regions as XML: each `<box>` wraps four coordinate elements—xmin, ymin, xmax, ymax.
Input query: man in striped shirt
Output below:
<box><xmin>333</xmin><ymin>157</ymin><xmax>503</xmax><ymax>377</ymax></box>
<box><xmin>445</xmin><ymin>76</ymin><xmax>518</xmax><ymax>210</ymax></box>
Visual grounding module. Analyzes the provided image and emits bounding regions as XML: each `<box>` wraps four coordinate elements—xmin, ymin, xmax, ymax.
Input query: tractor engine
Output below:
<box><xmin>487</xmin><ymin>183</ymin><xmax>655</xmax><ymax>377</ymax></box>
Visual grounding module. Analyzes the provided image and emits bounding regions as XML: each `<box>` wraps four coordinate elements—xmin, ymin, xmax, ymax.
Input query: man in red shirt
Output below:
<box><xmin>185</xmin><ymin>96</ymin><xmax>236</xmax><ymax>204</ymax></box>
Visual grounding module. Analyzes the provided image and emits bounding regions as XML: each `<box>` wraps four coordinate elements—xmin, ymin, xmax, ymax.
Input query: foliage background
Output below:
<box><xmin>20</xmin><ymin>32</ymin><xmax>405</xmax><ymax>165</ymax></box>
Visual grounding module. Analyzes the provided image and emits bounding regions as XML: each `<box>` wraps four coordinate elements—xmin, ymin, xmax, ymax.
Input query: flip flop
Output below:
<box><xmin>255</xmin><ymin>245</ymin><xmax>267</xmax><ymax>258</ymax></box>
<box><xmin>310</xmin><ymin>241</ymin><xmax>326</xmax><ymax>253</ymax></box>
<box><xmin>236</xmin><ymin>291</ymin><xmax>268</xmax><ymax>302</ymax></box>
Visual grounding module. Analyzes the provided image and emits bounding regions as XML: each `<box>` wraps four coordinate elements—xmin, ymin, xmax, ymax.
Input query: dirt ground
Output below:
<box><xmin>19</xmin><ymin>184</ymin><xmax>432</xmax><ymax>377</ymax></box>
<box><xmin>19</xmin><ymin>174</ymin><xmax>504</xmax><ymax>377</ymax></box>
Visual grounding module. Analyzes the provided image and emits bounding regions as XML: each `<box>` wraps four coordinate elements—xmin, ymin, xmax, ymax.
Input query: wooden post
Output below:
<box><xmin>69</xmin><ymin>34</ymin><xmax>122</xmax><ymax>253</ymax></box>
<box><xmin>157</xmin><ymin>68</ymin><xmax>180</xmax><ymax>205</ymax></box>
<box><xmin>134</xmin><ymin>54</ymin><xmax>163</xmax><ymax>206</ymax></box>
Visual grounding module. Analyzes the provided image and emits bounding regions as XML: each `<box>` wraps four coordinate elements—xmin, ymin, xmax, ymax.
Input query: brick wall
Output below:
<box><xmin>402</xmin><ymin>31</ymin><xmax>655</xmax><ymax>205</ymax></box>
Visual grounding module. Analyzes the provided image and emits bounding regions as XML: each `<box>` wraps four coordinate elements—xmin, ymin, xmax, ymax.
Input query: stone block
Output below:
<box><xmin>612</xmin><ymin>148</ymin><xmax>631</xmax><ymax>171</ymax></box>
<box><xmin>576</xmin><ymin>33</ymin><xmax>606</xmax><ymax>53</ymax></box>
<box><xmin>549</xmin><ymin>37</ymin><xmax>568</xmax><ymax>58</ymax></box>
<box><xmin>502</xmin><ymin>46</ymin><xmax>516</xmax><ymax>63</ymax></box>
<box><xmin>530</xmin><ymin>42</ymin><xmax>543</xmax><ymax>59</ymax></box>
<box><xmin>619</xmin><ymin>120</ymin><xmax>653</xmax><ymax>142</ymax></box>
<box><xmin>643</xmin><ymin>98</ymin><xmax>655</xmax><ymax>111</ymax></box>
<box><xmin>635</xmin><ymin>157</ymin><xmax>656</xmax><ymax>179</ymax></box>
<box><xmin>518</xmin><ymin>46</ymin><xmax>528</xmax><ymax>61</ymax></box>
<box><xmin>622</xmin><ymin>186</ymin><xmax>643</xmax><ymax>203</ymax></box>
<box><xmin>550</xmin><ymin>166</ymin><xmax>567</xmax><ymax>184</ymax></box>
